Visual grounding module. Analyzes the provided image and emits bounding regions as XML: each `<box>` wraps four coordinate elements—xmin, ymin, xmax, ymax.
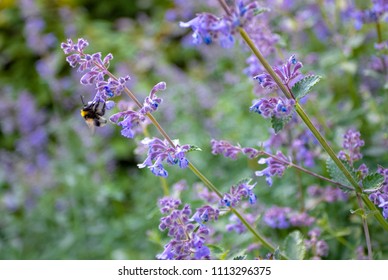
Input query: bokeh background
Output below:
<box><xmin>0</xmin><ymin>0</ymin><xmax>387</xmax><ymax>259</ymax></box>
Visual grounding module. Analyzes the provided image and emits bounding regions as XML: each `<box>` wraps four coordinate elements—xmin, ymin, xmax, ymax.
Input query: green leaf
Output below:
<box><xmin>282</xmin><ymin>231</ymin><xmax>306</xmax><ymax>260</ymax></box>
<box><xmin>187</xmin><ymin>145</ymin><xmax>202</xmax><ymax>153</ymax></box>
<box><xmin>362</xmin><ymin>172</ymin><xmax>384</xmax><ymax>193</ymax></box>
<box><xmin>291</xmin><ymin>75</ymin><xmax>322</xmax><ymax>100</ymax></box>
<box><xmin>326</xmin><ymin>158</ymin><xmax>356</xmax><ymax>192</ymax></box>
<box><xmin>271</xmin><ymin>115</ymin><xmax>292</xmax><ymax>133</ymax></box>
<box><xmin>233</xmin><ymin>255</ymin><xmax>247</xmax><ymax>260</ymax></box>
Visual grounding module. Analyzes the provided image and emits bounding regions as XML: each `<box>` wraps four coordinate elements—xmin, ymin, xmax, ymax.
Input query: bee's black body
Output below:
<box><xmin>80</xmin><ymin>97</ymin><xmax>107</xmax><ymax>133</ymax></box>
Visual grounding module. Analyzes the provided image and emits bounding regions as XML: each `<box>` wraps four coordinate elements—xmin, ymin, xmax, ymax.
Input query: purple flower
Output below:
<box><xmin>210</xmin><ymin>139</ymin><xmax>259</xmax><ymax>159</ymax></box>
<box><xmin>157</xmin><ymin>198</ymin><xmax>213</xmax><ymax>259</ymax></box>
<box><xmin>220</xmin><ymin>180</ymin><xmax>257</xmax><ymax>207</ymax></box>
<box><xmin>350</xmin><ymin>0</ymin><xmax>388</xmax><ymax>29</ymax></box>
<box><xmin>250</xmin><ymin>97</ymin><xmax>295</xmax><ymax>119</ymax></box>
<box><xmin>137</xmin><ymin>138</ymin><xmax>191</xmax><ymax>177</ymax></box>
<box><xmin>191</xmin><ymin>205</ymin><xmax>219</xmax><ymax>227</ymax></box>
<box><xmin>180</xmin><ymin>1</ymin><xmax>260</xmax><ymax>48</ymax></box>
<box><xmin>211</xmin><ymin>139</ymin><xmax>242</xmax><ymax>160</ymax></box>
<box><xmin>254</xmin><ymin>55</ymin><xmax>303</xmax><ymax>90</ymax></box>
<box><xmin>255</xmin><ymin>151</ymin><xmax>289</xmax><ymax>186</ymax></box>
<box><xmin>139</xmin><ymin>82</ymin><xmax>166</xmax><ymax>115</ymax></box>
<box><xmin>109</xmin><ymin>110</ymin><xmax>146</xmax><ymax>139</ymax></box>
<box><xmin>307</xmin><ymin>185</ymin><xmax>348</xmax><ymax>203</ymax></box>
<box><xmin>263</xmin><ymin>206</ymin><xmax>290</xmax><ymax>229</ymax></box>
<box><xmin>338</xmin><ymin>129</ymin><xmax>365</xmax><ymax>164</ymax></box>
<box><xmin>305</xmin><ymin>228</ymin><xmax>329</xmax><ymax>259</ymax></box>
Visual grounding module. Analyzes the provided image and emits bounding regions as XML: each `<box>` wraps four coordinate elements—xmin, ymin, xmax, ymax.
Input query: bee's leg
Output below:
<box><xmin>99</xmin><ymin>101</ymin><xmax>106</xmax><ymax>116</ymax></box>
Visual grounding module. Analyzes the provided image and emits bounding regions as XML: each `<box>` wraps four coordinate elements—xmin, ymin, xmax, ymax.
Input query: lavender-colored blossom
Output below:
<box><xmin>180</xmin><ymin>1</ymin><xmax>260</xmax><ymax>48</ymax></box>
<box><xmin>264</xmin><ymin>206</ymin><xmax>315</xmax><ymax>229</ymax></box>
<box><xmin>139</xmin><ymin>82</ymin><xmax>166</xmax><ymax>115</ymax></box>
<box><xmin>109</xmin><ymin>110</ymin><xmax>146</xmax><ymax>139</ymax></box>
<box><xmin>307</xmin><ymin>185</ymin><xmax>348</xmax><ymax>203</ymax></box>
<box><xmin>263</xmin><ymin>206</ymin><xmax>290</xmax><ymax>229</ymax></box>
<box><xmin>351</xmin><ymin>0</ymin><xmax>388</xmax><ymax>30</ymax></box>
<box><xmin>338</xmin><ymin>129</ymin><xmax>365</xmax><ymax>164</ymax></box>
<box><xmin>137</xmin><ymin>138</ymin><xmax>191</xmax><ymax>177</ymax></box>
<box><xmin>291</xmin><ymin>130</ymin><xmax>317</xmax><ymax>168</ymax></box>
<box><xmin>254</xmin><ymin>55</ymin><xmax>303</xmax><ymax>90</ymax></box>
<box><xmin>289</xmin><ymin>212</ymin><xmax>315</xmax><ymax>227</ymax></box>
<box><xmin>211</xmin><ymin>139</ymin><xmax>242</xmax><ymax>160</ymax></box>
<box><xmin>157</xmin><ymin>198</ymin><xmax>212</xmax><ymax>259</ymax></box>
<box><xmin>255</xmin><ymin>151</ymin><xmax>289</xmax><ymax>186</ymax></box>
<box><xmin>211</xmin><ymin>139</ymin><xmax>259</xmax><ymax>160</ymax></box>
<box><xmin>191</xmin><ymin>205</ymin><xmax>219</xmax><ymax>227</ymax></box>
<box><xmin>250</xmin><ymin>97</ymin><xmax>295</xmax><ymax>119</ymax></box>
<box><xmin>305</xmin><ymin>228</ymin><xmax>329</xmax><ymax>259</ymax></box>
<box><xmin>220</xmin><ymin>180</ymin><xmax>257</xmax><ymax>207</ymax></box>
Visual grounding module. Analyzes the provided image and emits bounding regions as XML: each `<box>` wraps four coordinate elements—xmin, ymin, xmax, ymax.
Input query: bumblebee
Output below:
<box><xmin>80</xmin><ymin>96</ymin><xmax>107</xmax><ymax>134</ymax></box>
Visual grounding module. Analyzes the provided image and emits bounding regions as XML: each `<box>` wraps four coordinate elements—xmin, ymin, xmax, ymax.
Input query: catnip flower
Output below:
<box><xmin>180</xmin><ymin>1</ymin><xmax>260</xmax><ymax>48</ymax></box>
<box><xmin>61</xmin><ymin>38</ymin><xmax>129</xmax><ymax>102</ymax></box>
<box><xmin>305</xmin><ymin>228</ymin><xmax>329</xmax><ymax>259</ymax></box>
<box><xmin>210</xmin><ymin>139</ymin><xmax>259</xmax><ymax>159</ymax></box>
<box><xmin>255</xmin><ymin>151</ymin><xmax>290</xmax><ymax>186</ymax></box>
<box><xmin>157</xmin><ymin>198</ymin><xmax>212</xmax><ymax>260</ymax></box>
<box><xmin>139</xmin><ymin>82</ymin><xmax>166</xmax><ymax>115</ymax></box>
<box><xmin>263</xmin><ymin>206</ymin><xmax>315</xmax><ymax>229</ymax></box>
<box><xmin>338</xmin><ymin>129</ymin><xmax>365</xmax><ymax>165</ymax></box>
<box><xmin>351</xmin><ymin>0</ymin><xmax>388</xmax><ymax>30</ymax></box>
<box><xmin>137</xmin><ymin>138</ymin><xmax>191</xmax><ymax>177</ymax></box>
<box><xmin>220</xmin><ymin>179</ymin><xmax>257</xmax><ymax>207</ymax></box>
<box><xmin>253</xmin><ymin>54</ymin><xmax>303</xmax><ymax>90</ymax></box>
<box><xmin>249</xmin><ymin>97</ymin><xmax>295</xmax><ymax>119</ymax></box>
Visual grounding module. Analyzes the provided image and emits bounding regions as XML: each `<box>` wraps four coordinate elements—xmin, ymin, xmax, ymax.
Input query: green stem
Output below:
<box><xmin>237</xmin><ymin>26</ymin><xmax>388</xmax><ymax>231</ymax></box>
<box><xmin>188</xmin><ymin>162</ymin><xmax>288</xmax><ymax>259</ymax></box>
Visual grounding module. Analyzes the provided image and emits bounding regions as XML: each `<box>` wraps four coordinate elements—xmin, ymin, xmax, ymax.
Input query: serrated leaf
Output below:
<box><xmin>282</xmin><ymin>231</ymin><xmax>306</xmax><ymax>260</ymax></box>
<box><xmin>271</xmin><ymin>115</ymin><xmax>292</xmax><ymax>133</ymax></box>
<box><xmin>362</xmin><ymin>172</ymin><xmax>384</xmax><ymax>193</ymax></box>
<box><xmin>233</xmin><ymin>255</ymin><xmax>247</xmax><ymax>260</ymax></box>
<box><xmin>187</xmin><ymin>145</ymin><xmax>202</xmax><ymax>152</ymax></box>
<box><xmin>326</xmin><ymin>158</ymin><xmax>356</xmax><ymax>192</ymax></box>
<box><xmin>292</xmin><ymin>75</ymin><xmax>322</xmax><ymax>100</ymax></box>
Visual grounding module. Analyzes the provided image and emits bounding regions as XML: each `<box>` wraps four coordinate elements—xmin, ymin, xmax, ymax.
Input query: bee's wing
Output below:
<box><xmin>85</xmin><ymin>118</ymin><xmax>96</xmax><ymax>135</ymax></box>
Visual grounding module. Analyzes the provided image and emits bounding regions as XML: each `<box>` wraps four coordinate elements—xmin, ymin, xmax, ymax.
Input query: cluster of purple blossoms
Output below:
<box><xmin>157</xmin><ymin>198</ymin><xmax>217</xmax><ymax>259</ymax></box>
<box><xmin>220</xmin><ymin>180</ymin><xmax>257</xmax><ymax>207</ymax></box>
<box><xmin>249</xmin><ymin>97</ymin><xmax>295</xmax><ymax>119</ymax></box>
<box><xmin>263</xmin><ymin>206</ymin><xmax>315</xmax><ymax>229</ymax></box>
<box><xmin>338</xmin><ymin>129</ymin><xmax>365</xmax><ymax>165</ymax></box>
<box><xmin>210</xmin><ymin>139</ymin><xmax>259</xmax><ymax>160</ymax></box>
<box><xmin>307</xmin><ymin>185</ymin><xmax>348</xmax><ymax>203</ymax></box>
<box><xmin>305</xmin><ymin>228</ymin><xmax>329</xmax><ymax>259</ymax></box>
<box><xmin>368</xmin><ymin>166</ymin><xmax>388</xmax><ymax>219</ymax></box>
<box><xmin>137</xmin><ymin>138</ymin><xmax>190</xmax><ymax>177</ymax></box>
<box><xmin>109</xmin><ymin>82</ymin><xmax>166</xmax><ymax>138</ymax></box>
<box><xmin>180</xmin><ymin>1</ymin><xmax>259</xmax><ymax>48</ymax></box>
<box><xmin>254</xmin><ymin>55</ymin><xmax>303</xmax><ymax>90</ymax></box>
<box><xmin>350</xmin><ymin>0</ymin><xmax>388</xmax><ymax>30</ymax></box>
<box><xmin>61</xmin><ymin>38</ymin><xmax>123</xmax><ymax>102</ymax></box>
<box><xmin>255</xmin><ymin>151</ymin><xmax>290</xmax><ymax>186</ymax></box>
